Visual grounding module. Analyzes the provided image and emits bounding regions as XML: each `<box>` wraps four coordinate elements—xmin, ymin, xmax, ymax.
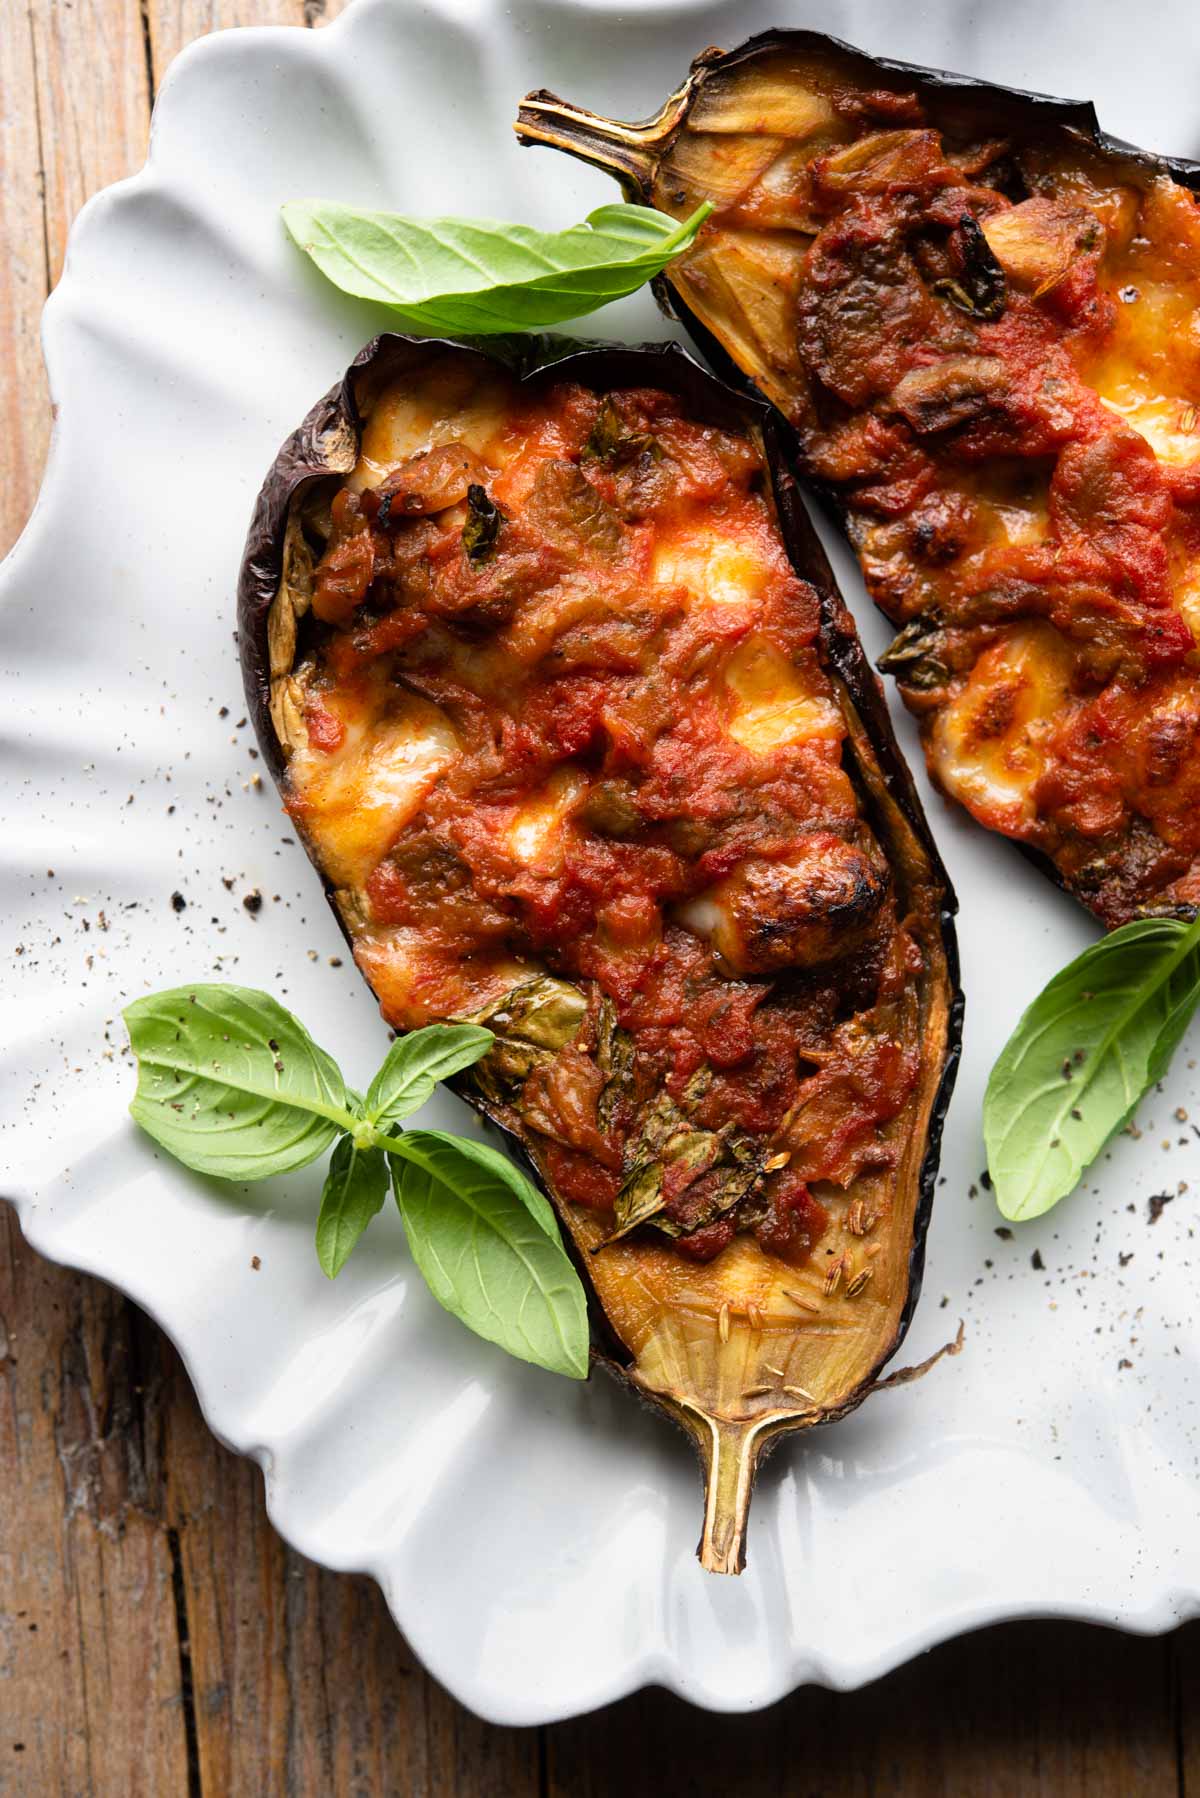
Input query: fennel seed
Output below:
<box><xmin>718</xmin><ymin>1302</ymin><xmax>731</xmax><ymax>1344</ymax></box>
<box><xmin>782</xmin><ymin>1287</ymin><xmax>820</xmax><ymax>1314</ymax></box>
<box><xmin>845</xmin><ymin>1268</ymin><xmax>874</xmax><ymax>1298</ymax></box>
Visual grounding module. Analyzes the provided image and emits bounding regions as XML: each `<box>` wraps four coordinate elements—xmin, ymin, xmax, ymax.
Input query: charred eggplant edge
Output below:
<box><xmin>237</xmin><ymin>330</ymin><xmax>963</xmax><ymax>1559</ymax></box>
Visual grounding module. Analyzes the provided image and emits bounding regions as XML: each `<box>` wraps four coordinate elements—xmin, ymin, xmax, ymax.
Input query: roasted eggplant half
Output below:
<box><xmin>239</xmin><ymin>333</ymin><xmax>960</xmax><ymax>1572</ymax></box>
<box><xmin>518</xmin><ymin>36</ymin><xmax>1200</xmax><ymax>926</ymax></box>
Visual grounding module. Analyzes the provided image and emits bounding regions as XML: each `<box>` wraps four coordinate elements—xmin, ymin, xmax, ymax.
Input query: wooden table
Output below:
<box><xmin>2</xmin><ymin>5</ymin><xmax>1199</xmax><ymax>1791</ymax></box>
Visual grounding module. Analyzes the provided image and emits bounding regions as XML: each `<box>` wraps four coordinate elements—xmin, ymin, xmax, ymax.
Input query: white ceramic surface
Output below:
<box><xmin>4</xmin><ymin>0</ymin><xmax>1200</xmax><ymax>1727</ymax></box>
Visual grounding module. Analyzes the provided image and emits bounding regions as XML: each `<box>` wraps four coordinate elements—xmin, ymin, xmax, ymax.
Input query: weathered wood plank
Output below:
<box><xmin>28</xmin><ymin>0</ymin><xmax>151</xmax><ymax>289</ymax></box>
<box><xmin>1167</xmin><ymin>1622</ymin><xmax>1200</xmax><ymax>1797</ymax></box>
<box><xmin>1</xmin><ymin>1205</ymin><xmax>544</xmax><ymax>1798</ymax></box>
<box><xmin>0</xmin><ymin>0</ymin><xmax>352</xmax><ymax>568</ymax></box>
<box><xmin>0</xmin><ymin>0</ymin><xmax>149</xmax><ymax>569</ymax></box>
<box><xmin>0</xmin><ymin>5</ymin><xmax>52</xmax><ymax>561</ymax></box>
<box><xmin>546</xmin><ymin>1621</ymin><xmax>1179</xmax><ymax>1798</ymax></box>
<box><xmin>0</xmin><ymin>1205</ymin><xmax>190</xmax><ymax>1795</ymax></box>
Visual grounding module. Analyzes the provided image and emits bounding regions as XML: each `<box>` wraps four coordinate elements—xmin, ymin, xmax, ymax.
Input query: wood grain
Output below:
<box><xmin>2</xmin><ymin>0</ymin><xmax>151</xmax><ymax>565</ymax></box>
<box><xmin>30</xmin><ymin>0</ymin><xmax>152</xmax><ymax>289</ymax></box>
<box><xmin>0</xmin><ymin>0</ymin><xmax>353</xmax><ymax>567</ymax></box>
<box><xmin>0</xmin><ymin>1206</ymin><xmax>190</xmax><ymax>1794</ymax></box>
<box><xmin>0</xmin><ymin>4</ymin><xmax>52</xmax><ymax>561</ymax></box>
<box><xmin>0</xmin><ymin>3</ymin><xmax>1197</xmax><ymax>1794</ymax></box>
<box><xmin>547</xmin><ymin>1622</ymin><xmax>1182</xmax><ymax>1797</ymax></box>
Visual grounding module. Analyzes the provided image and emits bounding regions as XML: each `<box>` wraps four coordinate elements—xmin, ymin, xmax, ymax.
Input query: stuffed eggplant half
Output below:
<box><xmin>239</xmin><ymin>334</ymin><xmax>960</xmax><ymax>1572</ymax></box>
<box><xmin>518</xmin><ymin>35</ymin><xmax>1200</xmax><ymax>927</ymax></box>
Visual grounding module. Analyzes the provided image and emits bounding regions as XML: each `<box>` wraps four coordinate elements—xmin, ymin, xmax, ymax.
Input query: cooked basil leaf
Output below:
<box><xmin>984</xmin><ymin>917</ymin><xmax>1200</xmax><ymax>1221</ymax></box>
<box><xmin>932</xmin><ymin>216</ymin><xmax>1006</xmax><ymax>320</ymax></box>
<box><xmin>365</xmin><ymin>1023</ymin><xmax>494</xmax><ymax>1129</ymax></box>
<box><xmin>316</xmin><ymin>1134</ymin><xmax>390</xmax><ymax>1278</ymax></box>
<box><xmin>462</xmin><ymin>484</ymin><xmax>507</xmax><ymax>564</ymax></box>
<box><xmin>476</xmin><ymin>974</ymin><xmax>589</xmax><ymax>1052</ymax></box>
<box><xmin>280</xmin><ymin>199</ymin><xmax>711</xmax><ymax>333</ymax></box>
<box><xmin>390</xmin><ymin>1132</ymin><xmax>588</xmax><ymax>1379</ymax></box>
<box><xmin>124</xmin><ymin>984</ymin><xmax>354</xmax><ymax>1179</ymax></box>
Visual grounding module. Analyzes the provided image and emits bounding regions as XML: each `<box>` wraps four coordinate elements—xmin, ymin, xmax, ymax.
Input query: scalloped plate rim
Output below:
<box><xmin>5</xmin><ymin>0</ymin><xmax>1200</xmax><ymax>1728</ymax></box>
<box><xmin>11</xmin><ymin>1190</ymin><xmax>1200</xmax><ymax>1727</ymax></box>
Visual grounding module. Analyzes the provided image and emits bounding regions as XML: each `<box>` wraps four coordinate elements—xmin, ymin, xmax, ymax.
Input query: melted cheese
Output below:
<box><xmin>992</xmin><ymin>497</ymin><xmax>1050</xmax><ymax>548</ymax></box>
<box><xmin>1087</xmin><ymin>180</ymin><xmax>1200</xmax><ymax>468</ymax></box>
<box><xmin>724</xmin><ymin>637</ymin><xmax>841</xmax><ymax>751</ymax></box>
<box><xmin>1100</xmin><ymin>391</ymin><xmax>1200</xmax><ymax>467</ymax></box>
<box><xmin>652</xmin><ymin>530</ymin><xmax>768</xmax><ymax>611</ymax></box>
<box><xmin>354</xmin><ymin>926</ymin><xmax>530</xmax><ymax>1027</ymax></box>
<box><xmin>289</xmin><ymin>686</ymin><xmax>459</xmax><ymax>889</ymax></box>
<box><xmin>506</xmin><ymin>766</ymin><xmax>587</xmax><ymax>871</ymax></box>
<box><xmin>930</xmin><ymin>623</ymin><xmax>1072</xmax><ymax>831</ymax></box>
<box><xmin>353</xmin><ymin>360</ymin><xmax>514</xmax><ymax>490</ymax></box>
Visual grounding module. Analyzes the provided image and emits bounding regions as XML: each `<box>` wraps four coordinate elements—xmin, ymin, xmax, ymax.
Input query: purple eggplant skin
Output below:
<box><xmin>237</xmin><ymin>332</ymin><xmax>963</xmax><ymax>1566</ymax></box>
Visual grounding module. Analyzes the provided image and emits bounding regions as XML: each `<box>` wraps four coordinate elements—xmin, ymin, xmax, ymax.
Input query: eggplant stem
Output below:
<box><xmin>695</xmin><ymin>1415</ymin><xmax>767</xmax><ymax>1576</ymax></box>
<box><xmin>515</xmin><ymin>83</ymin><xmax>695</xmax><ymax>195</ymax></box>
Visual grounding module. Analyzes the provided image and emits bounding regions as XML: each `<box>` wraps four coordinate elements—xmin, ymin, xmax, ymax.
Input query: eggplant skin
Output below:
<box><xmin>517</xmin><ymin>34</ymin><xmax>1200</xmax><ymax>929</ymax></box>
<box><xmin>238</xmin><ymin>331</ymin><xmax>963</xmax><ymax>1572</ymax></box>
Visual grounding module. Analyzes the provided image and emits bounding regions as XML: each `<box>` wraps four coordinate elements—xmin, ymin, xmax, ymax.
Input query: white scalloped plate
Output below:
<box><xmin>5</xmin><ymin>0</ymin><xmax>1200</xmax><ymax>1727</ymax></box>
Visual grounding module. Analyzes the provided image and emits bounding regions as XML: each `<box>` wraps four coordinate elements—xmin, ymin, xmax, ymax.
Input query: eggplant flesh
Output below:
<box><xmin>518</xmin><ymin>35</ymin><xmax>1200</xmax><ymax>927</ymax></box>
<box><xmin>239</xmin><ymin>332</ymin><xmax>960</xmax><ymax>1573</ymax></box>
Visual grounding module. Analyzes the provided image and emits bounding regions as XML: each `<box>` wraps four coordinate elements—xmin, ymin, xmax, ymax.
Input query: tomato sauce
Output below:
<box><xmin>292</xmin><ymin>369</ymin><xmax>918</xmax><ymax>1263</ymax></box>
<box><xmin>679</xmin><ymin>89</ymin><xmax>1200</xmax><ymax>924</ymax></box>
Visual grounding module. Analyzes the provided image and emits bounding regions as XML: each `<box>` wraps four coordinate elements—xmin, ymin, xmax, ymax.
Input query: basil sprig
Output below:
<box><xmin>984</xmin><ymin>915</ymin><xmax>1200</xmax><ymax>1221</ymax></box>
<box><xmin>124</xmin><ymin>984</ymin><xmax>589</xmax><ymax>1378</ymax></box>
<box><xmin>280</xmin><ymin>198</ymin><xmax>712</xmax><ymax>334</ymax></box>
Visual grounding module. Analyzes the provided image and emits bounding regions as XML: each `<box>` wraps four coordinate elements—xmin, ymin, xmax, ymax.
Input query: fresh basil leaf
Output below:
<box><xmin>316</xmin><ymin>1134</ymin><xmax>390</xmax><ymax>1278</ymax></box>
<box><xmin>392</xmin><ymin>1129</ymin><xmax>559</xmax><ymax>1238</ymax></box>
<box><xmin>984</xmin><ymin>917</ymin><xmax>1200</xmax><ymax>1221</ymax></box>
<box><xmin>280</xmin><ymin>199</ymin><xmax>711</xmax><ymax>334</ymax></box>
<box><xmin>1147</xmin><ymin>959</ymin><xmax>1200</xmax><ymax>1087</ymax></box>
<box><xmin>124</xmin><ymin>983</ymin><xmax>354</xmax><ymax>1180</ymax></box>
<box><xmin>365</xmin><ymin>1024</ymin><xmax>494</xmax><ymax>1128</ymax></box>
<box><xmin>389</xmin><ymin>1133</ymin><xmax>588</xmax><ymax>1379</ymax></box>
